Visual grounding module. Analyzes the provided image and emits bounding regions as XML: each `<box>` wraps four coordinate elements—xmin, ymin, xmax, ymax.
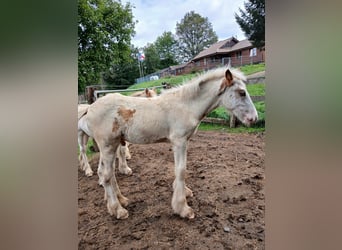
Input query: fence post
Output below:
<box><xmin>86</xmin><ymin>86</ymin><xmax>95</xmax><ymax>104</ymax></box>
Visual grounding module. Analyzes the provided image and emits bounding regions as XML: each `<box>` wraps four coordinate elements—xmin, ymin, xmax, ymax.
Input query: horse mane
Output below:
<box><xmin>160</xmin><ymin>67</ymin><xmax>246</xmax><ymax>99</ymax></box>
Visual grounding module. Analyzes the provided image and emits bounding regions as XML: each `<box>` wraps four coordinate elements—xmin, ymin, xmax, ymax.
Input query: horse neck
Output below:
<box><xmin>183</xmin><ymin>80</ymin><xmax>222</xmax><ymax>121</ymax></box>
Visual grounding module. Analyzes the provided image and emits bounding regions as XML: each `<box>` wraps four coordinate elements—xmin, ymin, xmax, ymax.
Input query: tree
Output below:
<box><xmin>176</xmin><ymin>11</ymin><xmax>218</xmax><ymax>62</ymax></box>
<box><xmin>235</xmin><ymin>0</ymin><xmax>265</xmax><ymax>49</ymax></box>
<box><xmin>102</xmin><ymin>61</ymin><xmax>140</xmax><ymax>88</ymax></box>
<box><xmin>102</xmin><ymin>45</ymin><xmax>140</xmax><ymax>87</ymax></box>
<box><xmin>155</xmin><ymin>32</ymin><xmax>179</xmax><ymax>68</ymax></box>
<box><xmin>142</xmin><ymin>32</ymin><xmax>179</xmax><ymax>74</ymax></box>
<box><xmin>78</xmin><ymin>0</ymin><xmax>136</xmax><ymax>92</ymax></box>
<box><xmin>143</xmin><ymin>43</ymin><xmax>160</xmax><ymax>75</ymax></box>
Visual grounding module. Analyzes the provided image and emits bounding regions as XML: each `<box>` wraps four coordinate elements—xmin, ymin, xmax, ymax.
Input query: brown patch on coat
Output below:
<box><xmin>112</xmin><ymin>118</ymin><xmax>119</xmax><ymax>132</ymax></box>
<box><xmin>118</xmin><ymin>107</ymin><xmax>136</xmax><ymax>122</ymax></box>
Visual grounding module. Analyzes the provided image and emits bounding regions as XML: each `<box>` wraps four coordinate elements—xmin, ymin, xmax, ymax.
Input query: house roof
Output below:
<box><xmin>192</xmin><ymin>37</ymin><xmax>253</xmax><ymax>61</ymax></box>
<box><xmin>169</xmin><ymin>62</ymin><xmax>189</xmax><ymax>71</ymax></box>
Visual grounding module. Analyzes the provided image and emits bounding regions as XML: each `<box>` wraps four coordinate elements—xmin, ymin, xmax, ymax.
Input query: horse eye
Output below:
<box><xmin>239</xmin><ymin>90</ymin><xmax>246</xmax><ymax>97</ymax></box>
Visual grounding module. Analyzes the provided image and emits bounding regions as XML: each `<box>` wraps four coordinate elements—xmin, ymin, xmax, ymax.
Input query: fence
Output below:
<box><xmin>78</xmin><ymin>83</ymin><xmax>172</xmax><ymax>104</ymax></box>
<box><xmin>135</xmin><ymin>72</ymin><xmax>162</xmax><ymax>84</ymax></box>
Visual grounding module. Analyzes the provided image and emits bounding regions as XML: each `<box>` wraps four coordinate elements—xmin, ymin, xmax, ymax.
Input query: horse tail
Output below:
<box><xmin>78</xmin><ymin>104</ymin><xmax>90</xmax><ymax>120</ymax></box>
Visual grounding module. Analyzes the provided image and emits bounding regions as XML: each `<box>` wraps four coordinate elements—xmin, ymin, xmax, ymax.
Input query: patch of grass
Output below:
<box><xmin>239</xmin><ymin>63</ymin><xmax>265</xmax><ymax>75</ymax></box>
<box><xmin>198</xmin><ymin>123</ymin><xmax>265</xmax><ymax>133</ymax></box>
<box><xmin>254</xmin><ymin>101</ymin><xmax>265</xmax><ymax>120</ymax></box>
<box><xmin>207</xmin><ymin>107</ymin><xmax>229</xmax><ymax>120</ymax></box>
<box><xmin>247</xmin><ymin>83</ymin><xmax>265</xmax><ymax>96</ymax></box>
<box><xmin>85</xmin><ymin>138</ymin><xmax>96</xmax><ymax>156</ymax></box>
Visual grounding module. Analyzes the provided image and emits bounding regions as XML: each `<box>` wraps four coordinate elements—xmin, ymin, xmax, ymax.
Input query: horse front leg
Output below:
<box><xmin>171</xmin><ymin>139</ymin><xmax>195</xmax><ymax>219</ymax></box>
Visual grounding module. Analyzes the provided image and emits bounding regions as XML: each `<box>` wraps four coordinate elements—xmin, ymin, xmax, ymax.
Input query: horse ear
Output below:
<box><xmin>225</xmin><ymin>69</ymin><xmax>234</xmax><ymax>86</ymax></box>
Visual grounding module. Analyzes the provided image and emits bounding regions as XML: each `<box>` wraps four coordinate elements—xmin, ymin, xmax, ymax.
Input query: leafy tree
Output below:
<box><xmin>78</xmin><ymin>0</ymin><xmax>136</xmax><ymax>92</ymax></box>
<box><xmin>142</xmin><ymin>32</ymin><xmax>179</xmax><ymax>74</ymax></box>
<box><xmin>103</xmin><ymin>45</ymin><xmax>140</xmax><ymax>87</ymax></box>
<box><xmin>102</xmin><ymin>61</ymin><xmax>140</xmax><ymax>88</ymax></box>
<box><xmin>155</xmin><ymin>31</ymin><xmax>179</xmax><ymax>68</ymax></box>
<box><xmin>176</xmin><ymin>11</ymin><xmax>218</xmax><ymax>62</ymax></box>
<box><xmin>235</xmin><ymin>0</ymin><xmax>265</xmax><ymax>49</ymax></box>
<box><xmin>143</xmin><ymin>43</ymin><xmax>160</xmax><ymax>75</ymax></box>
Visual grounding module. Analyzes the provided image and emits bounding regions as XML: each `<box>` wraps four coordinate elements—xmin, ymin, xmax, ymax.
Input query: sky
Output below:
<box><xmin>122</xmin><ymin>0</ymin><xmax>247</xmax><ymax>48</ymax></box>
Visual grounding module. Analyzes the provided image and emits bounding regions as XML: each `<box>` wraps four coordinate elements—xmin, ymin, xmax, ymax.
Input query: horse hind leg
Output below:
<box><xmin>97</xmin><ymin>140</ymin><xmax>129</xmax><ymax>219</ymax></box>
<box><xmin>117</xmin><ymin>143</ymin><xmax>132</xmax><ymax>175</ymax></box>
<box><xmin>98</xmin><ymin>154</ymin><xmax>129</xmax><ymax>207</ymax></box>
<box><xmin>125</xmin><ymin>142</ymin><xmax>131</xmax><ymax>160</ymax></box>
<box><xmin>78</xmin><ymin>130</ymin><xmax>93</xmax><ymax>177</ymax></box>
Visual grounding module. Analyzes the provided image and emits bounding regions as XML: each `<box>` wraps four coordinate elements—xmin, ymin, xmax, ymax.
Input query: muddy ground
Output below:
<box><xmin>78</xmin><ymin>131</ymin><xmax>265</xmax><ymax>250</ymax></box>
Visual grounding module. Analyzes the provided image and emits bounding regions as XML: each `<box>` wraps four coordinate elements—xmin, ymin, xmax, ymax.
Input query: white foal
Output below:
<box><xmin>79</xmin><ymin>67</ymin><xmax>258</xmax><ymax>219</ymax></box>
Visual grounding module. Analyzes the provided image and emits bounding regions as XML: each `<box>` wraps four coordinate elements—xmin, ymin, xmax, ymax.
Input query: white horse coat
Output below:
<box><xmin>78</xmin><ymin>67</ymin><xmax>257</xmax><ymax>219</ymax></box>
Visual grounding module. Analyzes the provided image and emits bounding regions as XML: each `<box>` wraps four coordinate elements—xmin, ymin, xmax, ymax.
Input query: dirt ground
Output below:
<box><xmin>78</xmin><ymin>131</ymin><xmax>265</xmax><ymax>250</ymax></box>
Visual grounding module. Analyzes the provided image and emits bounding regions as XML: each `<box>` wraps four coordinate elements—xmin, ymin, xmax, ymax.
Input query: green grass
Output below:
<box><xmin>207</xmin><ymin>107</ymin><xmax>230</xmax><ymax>120</ymax></box>
<box><xmin>239</xmin><ymin>63</ymin><xmax>265</xmax><ymax>75</ymax></box>
<box><xmin>254</xmin><ymin>101</ymin><xmax>265</xmax><ymax>121</ymax></box>
<box><xmin>247</xmin><ymin>83</ymin><xmax>265</xmax><ymax>96</ymax></box>
<box><xmin>198</xmin><ymin>123</ymin><xmax>265</xmax><ymax>133</ymax></box>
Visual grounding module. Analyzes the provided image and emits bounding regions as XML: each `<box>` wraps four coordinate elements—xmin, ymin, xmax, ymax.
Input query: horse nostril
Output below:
<box><xmin>247</xmin><ymin>117</ymin><xmax>257</xmax><ymax>123</ymax></box>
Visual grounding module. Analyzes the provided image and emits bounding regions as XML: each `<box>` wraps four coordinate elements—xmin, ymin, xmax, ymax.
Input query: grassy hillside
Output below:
<box><xmin>129</xmin><ymin>63</ymin><xmax>265</xmax><ymax>91</ymax></box>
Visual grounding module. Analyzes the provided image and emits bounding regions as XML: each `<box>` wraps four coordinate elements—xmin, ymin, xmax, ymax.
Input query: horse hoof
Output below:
<box><xmin>85</xmin><ymin>170</ymin><xmax>93</xmax><ymax>177</ymax></box>
<box><xmin>178</xmin><ymin>206</ymin><xmax>195</xmax><ymax>219</ymax></box>
<box><xmin>107</xmin><ymin>203</ymin><xmax>128</xmax><ymax>219</ymax></box>
<box><xmin>119</xmin><ymin>167</ymin><xmax>132</xmax><ymax>176</ymax></box>
<box><xmin>116</xmin><ymin>207</ymin><xmax>129</xmax><ymax>219</ymax></box>
<box><xmin>187</xmin><ymin>211</ymin><xmax>195</xmax><ymax>219</ymax></box>
<box><xmin>184</xmin><ymin>209</ymin><xmax>195</xmax><ymax>219</ymax></box>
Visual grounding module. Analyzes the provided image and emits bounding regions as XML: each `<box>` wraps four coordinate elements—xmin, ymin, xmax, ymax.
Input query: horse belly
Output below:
<box><xmin>125</xmin><ymin>122</ymin><xmax>169</xmax><ymax>144</ymax></box>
